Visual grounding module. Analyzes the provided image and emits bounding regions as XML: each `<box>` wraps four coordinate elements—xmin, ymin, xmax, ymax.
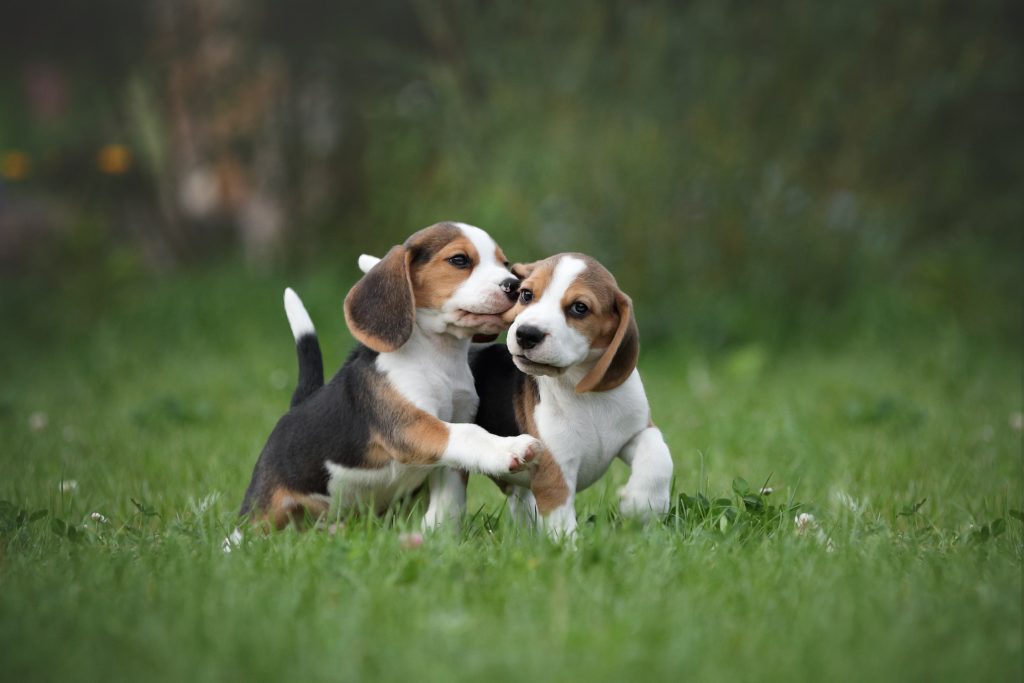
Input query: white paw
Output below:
<box><xmin>421</xmin><ymin>510</ymin><xmax>441</xmax><ymax>530</ymax></box>
<box><xmin>421</xmin><ymin>509</ymin><xmax>461</xmax><ymax>533</ymax></box>
<box><xmin>222</xmin><ymin>527</ymin><xmax>244</xmax><ymax>553</ymax></box>
<box><xmin>506</xmin><ymin>435</ymin><xmax>543</xmax><ymax>472</ymax></box>
<box><xmin>618</xmin><ymin>484</ymin><xmax>670</xmax><ymax>520</ymax></box>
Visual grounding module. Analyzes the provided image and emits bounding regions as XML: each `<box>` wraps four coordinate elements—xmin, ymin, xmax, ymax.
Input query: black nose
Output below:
<box><xmin>500</xmin><ymin>277</ymin><xmax>520</xmax><ymax>301</ymax></box>
<box><xmin>516</xmin><ymin>325</ymin><xmax>546</xmax><ymax>350</ymax></box>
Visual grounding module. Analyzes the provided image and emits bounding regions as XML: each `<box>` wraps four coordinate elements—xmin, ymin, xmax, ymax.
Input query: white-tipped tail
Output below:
<box><xmin>283</xmin><ymin>287</ymin><xmax>315</xmax><ymax>341</ymax></box>
<box><xmin>358</xmin><ymin>254</ymin><xmax>381</xmax><ymax>273</ymax></box>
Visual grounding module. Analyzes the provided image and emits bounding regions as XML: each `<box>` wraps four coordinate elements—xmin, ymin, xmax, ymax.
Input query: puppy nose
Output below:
<box><xmin>516</xmin><ymin>325</ymin><xmax>546</xmax><ymax>350</ymax></box>
<box><xmin>500</xmin><ymin>277</ymin><xmax>520</xmax><ymax>301</ymax></box>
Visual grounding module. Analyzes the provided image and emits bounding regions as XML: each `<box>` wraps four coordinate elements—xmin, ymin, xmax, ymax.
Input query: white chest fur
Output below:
<box><xmin>533</xmin><ymin>369</ymin><xmax>651</xmax><ymax>490</ymax></box>
<box><xmin>374</xmin><ymin>315</ymin><xmax>478</xmax><ymax>421</ymax></box>
<box><xmin>325</xmin><ymin>320</ymin><xmax>478</xmax><ymax>509</ymax></box>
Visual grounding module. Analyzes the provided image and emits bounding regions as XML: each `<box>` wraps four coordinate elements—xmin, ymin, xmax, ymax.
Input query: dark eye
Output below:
<box><xmin>519</xmin><ymin>289</ymin><xmax>534</xmax><ymax>304</ymax></box>
<box><xmin>569</xmin><ymin>301</ymin><xmax>589</xmax><ymax>317</ymax></box>
<box><xmin>447</xmin><ymin>254</ymin><xmax>471</xmax><ymax>269</ymax></box>
<box><xmin>504</xmin><ymin>261</ymin><xmax>511</xmax><ymax>269</ymax></box>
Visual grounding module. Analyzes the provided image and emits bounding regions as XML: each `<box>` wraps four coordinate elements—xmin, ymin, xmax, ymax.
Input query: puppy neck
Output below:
<box><xmin>380</xmin><ymin>308</ymin><xmax>473</xmax><ymax>359</ymax></box>
<box><xmin>414</xmin><ymin>308</ymin><xmax>479</xmax><ymax>343</ymax></box>
<box><xmin>535</xmin><ymin>360</ymin><xmax>592</xmax><ymax>395</ymax></box>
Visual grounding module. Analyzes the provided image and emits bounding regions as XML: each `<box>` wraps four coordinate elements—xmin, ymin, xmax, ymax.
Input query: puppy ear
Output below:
<box><xmin>510</xmin><ymin>261</ymin><xmax>537</xmax><ymax>280</ymax></box>
<box><xmin>576</xmin><ymin>291</ymin><xmax>639</xmax><ymax>393</ymax></box>
<box><xmin>344</xmin><ymin>245</ymin><xmax>415</xmax><ymax>352</ymax></box>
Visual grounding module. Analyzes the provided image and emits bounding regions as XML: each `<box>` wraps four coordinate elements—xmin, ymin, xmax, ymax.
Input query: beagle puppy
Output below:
<box><xmin>237</xmin><ymin>222</ymin><xmax>542</xmax><ymax>532</ymax></box>
<box><xmin>470</xmin><ymin>253</ymin><xmax>674</xmax><ymax>538</ymax></box>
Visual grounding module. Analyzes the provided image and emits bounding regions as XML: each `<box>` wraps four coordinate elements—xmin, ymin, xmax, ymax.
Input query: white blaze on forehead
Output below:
<box><xmin>515</xmin><ymin>254</ymin><xmax>588</xmax><ymax>326</ymax></box>
<box><xmin>542</xmin><ymin>256</ymin><xmax>587</xmax><ymax>306</ymax></box>
<box><xmin>454</xmin><ymin>222</ymin><xmax>501</xmax><ymax>267</ymax></box>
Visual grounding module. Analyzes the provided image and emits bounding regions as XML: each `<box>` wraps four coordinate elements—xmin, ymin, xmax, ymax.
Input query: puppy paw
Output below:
<box><xmin>618</xmin><ymin>484</ymin><xmax>670</xmax><ymax>520</ymax></box>
<box><xmin>506</xmin><ymin>435</ymin><xmax>543</xmax><ymax>472</ymax></box>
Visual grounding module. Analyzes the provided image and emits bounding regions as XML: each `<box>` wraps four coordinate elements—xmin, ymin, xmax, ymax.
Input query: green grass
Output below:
<box><xmin>1</xmin><ymin>264</ymin><xmax>1021</xmax><ymax>682</ymax></box>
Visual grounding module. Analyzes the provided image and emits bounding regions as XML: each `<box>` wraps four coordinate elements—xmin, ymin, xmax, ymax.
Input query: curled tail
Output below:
<box><xmin>284</xmin><ymin>288</ymin><xmax>324</xmax><ymax>407</ymax></box>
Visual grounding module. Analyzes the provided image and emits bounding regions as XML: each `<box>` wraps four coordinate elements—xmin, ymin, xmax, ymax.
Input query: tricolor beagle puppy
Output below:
<box><xmin>470</xmin><ymin>253</ymin><xmax>674</xmax><ymax>538</ymax></box>
<box><xmin>237</xmin><ymin>222</ymin><xmax>542</xmax><ymax>531</ymax></box>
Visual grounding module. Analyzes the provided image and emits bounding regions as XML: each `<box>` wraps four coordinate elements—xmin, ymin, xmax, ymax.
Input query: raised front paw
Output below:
<box><xmin>618</xmin><ymin>483</ymin><xmax>670</xmax><ymax>520</ymax></box>
<box><xmin>506</xmin><ymin>434</ymin><xmax>543</xmax><ymax>473</ymax></box>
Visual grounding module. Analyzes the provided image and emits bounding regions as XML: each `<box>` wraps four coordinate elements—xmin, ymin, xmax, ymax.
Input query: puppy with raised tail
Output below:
<box><xmin>471</xmin><ymin>253</ymin><xmax>674</xmax><ymax>538</ymax></box>
<box><xmin>237</xmin><ymin>222</ymin><xmax>541</xmax><ymax>532</ymax></box>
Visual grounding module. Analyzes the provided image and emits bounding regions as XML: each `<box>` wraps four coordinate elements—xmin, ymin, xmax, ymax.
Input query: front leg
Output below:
<box><xmin>530</xmin><ymin>451</ymin><xmax>578</xmax><ymax>541</ymax></box>
<box><xmin>616</xmin><ymin>426</ymin><xmax>674</xmax><ymax>519</ymax></box>
<box><xmin>421</xmin><ymin>388</ymin><xmax>478</xmax><ymax>532</ymax></box>
<box><xmin>385</xmin><ymin>412</ymin><xmax>541</xmax><ymax>477</ymax></box>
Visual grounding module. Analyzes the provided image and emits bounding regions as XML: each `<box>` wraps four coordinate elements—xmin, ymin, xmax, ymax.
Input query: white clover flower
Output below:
<box><xmin>794</xmin><ymin>512</ymin><xmax>818</xmax><ymax>535</ymax></box>
<box><xmin>60</xmin><ymin>480</ymin><xmax>78</xmax><ymax>493</ymax></box>
<box><xmin>90</xmin><ymin>512</ymin><xmax>109</xmax><ymax>524</ymax></box>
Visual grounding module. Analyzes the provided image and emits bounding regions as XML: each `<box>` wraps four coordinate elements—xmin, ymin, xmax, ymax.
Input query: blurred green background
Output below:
<box><xmin>1</xmin><ymin>4</ymin><xmax>1021</xmax><ymax>681</ymax></box>
<box><xmin>2</xmin><ymin>0</ymin><xmax>1020</xmax><ymax>350</ymax></box>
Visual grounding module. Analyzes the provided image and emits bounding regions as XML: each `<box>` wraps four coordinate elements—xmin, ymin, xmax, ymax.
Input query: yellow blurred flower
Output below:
<box><xmin>97</xmin><ymin>144</ymin><xmax>132</xmax><ymax>175</ymax></box>
<box><xmin>1</xmin><ymin>151</ymin><xmax>31</xmax><ymax>180</ymax></box>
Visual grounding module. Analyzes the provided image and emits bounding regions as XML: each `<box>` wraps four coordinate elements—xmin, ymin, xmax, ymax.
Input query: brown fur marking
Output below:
<box><xmin>531</xmin><ymin>450</ymin><xmax>571</xmax><ymax>515</ymax></box>
<box><xmin>263</xmin><ymin>487</ymin><xmax>330</xmax><ymax>530</ymax></box>
<box><xmin>369</xmin><ymin>377</ymin><xmax>451</xmax><ymax>466</ymax></box>
<box><xmin>513</xmin><ymin>376</ymin><xmax>541</xmax><ymax>437</ymax></box>
<box><xmin>511</xmin><ymin>375</ymin><xmax>570</xmax><ymax>515</ymax></box>
<box><xmin>504</xmin><ymin>259</ymin><xmax>556</xmax><ymax>322</ymax></box>
<box><xmin>410</xmin><ymin>235</ymin><xmax>477</xmax><ymax>309</ymax></box>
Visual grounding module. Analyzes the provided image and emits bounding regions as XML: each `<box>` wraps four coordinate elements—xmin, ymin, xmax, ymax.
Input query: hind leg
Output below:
<box><xmin>422</xmin><ymin>468</ymin><xmax>468</xmax><ymax>531</ymax></box>
<box><xmin>262</xmin><ymin>487</ymin><xmax>331</xmax><ymax>530</ymax></box>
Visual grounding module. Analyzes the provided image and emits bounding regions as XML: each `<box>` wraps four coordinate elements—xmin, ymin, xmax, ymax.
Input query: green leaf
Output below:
<box><xmin>29</xmin><ymin>509</ymin><xmax>48</xmax><ymax>522</ymax></box>
<box><xmin>51</xmin><ymin>518</ymin><xmax>67</xmax><ymax>537</ymax></box>
<box><xmin>732</xmin><ymin>477</ymin><xmax>750</xmax><ymax>496</ymax></box>
<box><xmin>990</xmin><ymin>518</ymin><xmax>1006</xmax><ymax>537</ymax></box>
<box><xmin>1009</xmin><ymin>509</ymin><xmax>1024</xmax><ymax>523</ymax></box>
<box><xmin>742</xmin><ymin>495</ymin><xmax>765</xmax><ymax>512</ymax></box>
<box><xmin>130</xmin><ymin>498</ymin><xmax>160</xmax><ymax>518</ymax></box>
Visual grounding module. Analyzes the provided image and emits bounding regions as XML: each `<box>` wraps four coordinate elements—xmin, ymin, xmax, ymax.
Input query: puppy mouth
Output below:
<box><xmin>512</xmin><ymin>354</ymin><xmax>567</xmax><ymax>375</ymax></box>
<box><xmin>452</xmin><ymin>309</ymin><xmax>510</xmax><ymax>331</ymax></box>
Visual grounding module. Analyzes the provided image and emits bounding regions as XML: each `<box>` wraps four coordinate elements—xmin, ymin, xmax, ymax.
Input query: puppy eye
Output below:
<box><xmin>504</xmin><ymin>261</ymin><xmax>511</xmax><ymax>269</ymax></box>
<box><xmin>447</xmin><ymin>254</ymin><xmax>471</xmax><ymax>269</ymax></box>
<box><xmin>568</xmin><ymin>301</ymin><xmax>589</xmax><ymax>317</ymax></box>
<box><xmin>519</xmin><ymin>289</ymin><xmax>534</xmax><ymax>304</ymax></box>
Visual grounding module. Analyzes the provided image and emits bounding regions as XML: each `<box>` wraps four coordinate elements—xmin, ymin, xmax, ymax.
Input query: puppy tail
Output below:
<box><xmin>284</xmin><ymin>288</ymin><xmax>324</xmax><ymax>408</ymax></box>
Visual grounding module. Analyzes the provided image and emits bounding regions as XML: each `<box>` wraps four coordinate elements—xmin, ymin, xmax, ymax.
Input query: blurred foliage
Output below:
<box><xmin>0</xmin><ymin>0</ymin><xmax>1020</xmax><ymax>347</ymax></box>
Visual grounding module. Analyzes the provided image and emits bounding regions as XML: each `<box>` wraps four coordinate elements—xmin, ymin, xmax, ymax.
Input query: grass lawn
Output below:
<box><xmin>1</xmin><ymin>264</ymin><xmax>1021</xmax><ymax>682</ymax></box>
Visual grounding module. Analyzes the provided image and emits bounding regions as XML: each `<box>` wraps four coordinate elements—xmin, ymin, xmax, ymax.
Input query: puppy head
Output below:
<box><xmin>344</xmin><ymin>222</ymin><xmax>519</xmax><ymax>352</ymax></box>
<box><xmin>506</xmin><ymin>253</ymin><xmax>638</xmax><ymax>393</ymax></box>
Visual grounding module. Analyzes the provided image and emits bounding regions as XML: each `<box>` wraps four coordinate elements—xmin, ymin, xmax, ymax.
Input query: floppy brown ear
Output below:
<box><xmin>510</xmin><ymin>261</ymin><xmax>537</xmax><ymax>279</ymax></box>
<box><xmin>343</xmin><ymin>245</ymin><xmax>415</xmax><ymax>352</ymax></box>
<box><xmin>576</xmin><ymin>291</ymin><xmax>639</xmax><ymax>393</ymax></box>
